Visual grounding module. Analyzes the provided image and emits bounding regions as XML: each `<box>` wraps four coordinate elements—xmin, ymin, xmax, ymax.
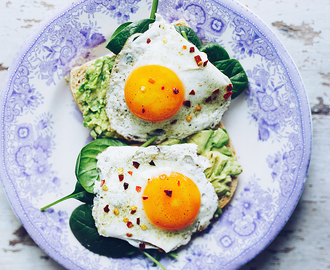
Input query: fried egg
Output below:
<box><xmin>92</xmin><ymin>144</ymin><xmax>218</xmax><ymax>253</ymax></box>
<box><xmin>106</xmin><ymin>14</ymin><xmax>232</xmax><ymax>142</ymax></box>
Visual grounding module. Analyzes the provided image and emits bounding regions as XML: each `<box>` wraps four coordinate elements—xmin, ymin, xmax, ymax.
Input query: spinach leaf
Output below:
<box><xmin>110</xmin><ymin>21</ymin><xmax>133</xmax><ymax>40</ymax></box>
<box><xmin>40</xmin><ymin>181</ymin><xmax>94</xmax><ymax>211</ymax></box>
<box><xmin>200</xmin><ymin>43</ymin><xmax>230</xmax><ymax>63</ymax></box>
<box><xmin>174</xmin><ymin>25</ymin><xmax>202</xmax><ymax>49</ymax></box>
<box><xmin>76</xmin><ymin>138</ymin><xmax>128</xmax><ymax>193</ymax></box>
<box><xmin>106</xmin><ymin>19</ymin><xmax>155</xmax><ymax>55</ymax></box>
<box><xmin>174</xmin><ymin>27</ymin><xmax>247</xmax><ymax>98</ymax></box>
<box><xmin>213</xmin><ymin>59</ymin><xmax>249</xmax><ymax>99</ymax></box>
<box><xmin>71</xmin><ymin>181</ymin><xmax>95</xmax><ymax>204</ymax></box>
<box><xmin>69</xmin><ymin>204</ymin><xmax>137</xmax><ymax>257</ymax></box>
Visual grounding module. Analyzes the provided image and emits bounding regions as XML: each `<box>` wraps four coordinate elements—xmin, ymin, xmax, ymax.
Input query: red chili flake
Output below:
<box><xmin>142</xmin><ymin>195</ymin><xmax>148</xmax><ymax>200</ymax></box>
<box><xmin>139</xmin><ymin>242</ymin><xmax>145</xmax><ymax>249</ymax></box>
<box><xmin>203</xmin><ymin>60</ymin><xmax>209</xmax><ymax>67</ymax></box>
<box><xmin>126</xmin><ymin>233</ymin><xmax>133</xmax><ymax>237</ymax></box>
<box><xmin>223</xmin><ymin>91</ymin><xmax>233</xmax><ymax>100</ymax></box>
<box><xmin>164</xmin><ymin>190</ymin><xmax>172</xmax><ymax>197</ymax></box>
<box><xmin>133</xmin><ymin>161</ymin><xmax>140</xmax><ymax>169</ymax></box>
<box><xmin>118</xmin><ymin>174</ymin><xmax>124</xmax><ymax>181</ymax></box>
<box><xmin>127</xmin><ymin>221</ymin><xmax>134</xmax><ymax>228</ymax></box>
<box><xmin>226</xmin><ymin>84</ymin><xmax>233</xmax><ymax>92</ymax></box>
<box><xmin>136</xmin><ymin>186</ymin><xmax>142</xmax><ymax>193</ymax></box>
<box><xmin>213</xmin><ymin>96</ymin><xmax>217</xmax><ymax>100</ymax></box>
<box><xmin>137</xmin><ymin>218</ymin><xmax>140</xmax><ymax>225</ymax></box>
<box><xmin>212</xmin><ymin>89</ymin><xmax>220</xmax><ymax>95</ymax></box>
<box><xmin>103</xmin><ymin>205</ymin><xmax>110</xmax><ymax>213</ymax></box>
<box><xmin>142</xmin><ymin>108</ymin><xmax>145</xmax><ymax>114</ymax></box>
<box><xmin>205</xmin><ymin>96</ymin><xmax>212</xmax><ymax>103</ymax></box>
<box><xmin>177</xmin><ymin>181</ymin><xmax>180</xmax><ymax>186</ymax></box>
<box><xmin>128</xmin><ymin>171</ymin><xmax>133</xmax><ymax>176</ymax></box>
<box><xmin>146</xmin><ymin>38</ymin><xmax>151</xmax><ymax>44</ymax></box>
<box><xmin>183</xmin><ymin>100</ymin><xmax>191</xmax><ymax>107</ymax></box>
<box><xmin>173</xmin><ymin>88</ymin><xmax>179</xmax><ymax>94</ymax></box>
<box><xmin>189</xmin><ymin>90</ymin><xmax>195</xmax><ymax>95</ymax></box>
<box><xmin>170</xmin><ymin>119</ymin><xmax>177</xmax><ymax>125</ymax></box>
<box><xmin>131</xmin><ymin>210</ymin><xmax>136</xmax><ymax>214</ymax></box>
<box><xmin>149</xmin><ymin>160</ymin><xmax>155</xmax><ymax>166</ymax></box>
<box><xmin>100</xmin><ymin>180</ymin><xmax>105</xmax><ymax>187</ymax></box>
<box><xmin>161</xmin><ymin>86</ymin><xmax>165</xmax><ymax>90</ymax></box>
<box><xmin>189</xmin><ymin>47</ymin><xmax>195</xmax><ymax>53</ymax></box>
<box><xmin>124</xmin><ymin>182</ymin><xmax>129</xmax><ymax>190</ymax></box>
<box><xmin>194</xmin><ymin>55</ymin><xmax>203</xmax><ymax>66</ymax></box>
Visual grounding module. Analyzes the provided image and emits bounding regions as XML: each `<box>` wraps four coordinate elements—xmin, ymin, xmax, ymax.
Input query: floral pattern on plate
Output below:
<box><xmin>0</xmin><ymin>0</ymin><xmax>312</xmax><ymax>269</ymax></box>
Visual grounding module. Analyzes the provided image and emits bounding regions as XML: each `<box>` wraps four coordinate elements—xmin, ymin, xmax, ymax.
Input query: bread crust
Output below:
<box><xmin>173</xmin><ymin>18</ymin><xmax>190</xmax><ymax>26</ymax></box>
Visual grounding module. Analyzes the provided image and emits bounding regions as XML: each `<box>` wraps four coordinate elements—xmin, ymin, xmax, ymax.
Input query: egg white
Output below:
<box><xmin>92</xmin><ymin>144</ymin><xmax>218</xmax><ymax>253</ymax></box>
<box><xmin>106</xmin><ymin>14</ymin><xmax>232</xmax><ymax>142</ymax></box>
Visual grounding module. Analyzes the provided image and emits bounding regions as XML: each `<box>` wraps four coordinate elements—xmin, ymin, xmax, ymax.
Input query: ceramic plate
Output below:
<box><xmin>0</xmin><ymin>0</ymin><xmax>312</xmax><ymax>269</ymax></box>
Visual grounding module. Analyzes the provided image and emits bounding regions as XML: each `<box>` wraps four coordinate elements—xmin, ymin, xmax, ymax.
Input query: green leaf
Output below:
<box><xmin>200</xmin><ymin>43</ymin><xmax>230</xmax><ymax>63</ymax></box>
<box><xmin>174</xmin><ymin>25</ymin><xmax>202</xmax><ymax>49</ymax></box>
<box><xmin>70</xmin><ymin>181</ymin><xmax>95</xmax><ymax>204</ymax></box>
<box><xmin>180</xmin><ymin>30</ymin><xmax>188</xmax><ymax>41</ymax></box>
<box><xmin>75</xmin><ymin>138</ymin><xmax>128</xmax><ymax>193</ymax></box>
<box><xmin>106</xmin><ymin>19</ymin><xmax>155</xmax><ymax>55</ymax></box>
<box><xmin>40</xmin><ymin>181</ymin><xmax>94</xmax><ymax>211</ymax></box>
<box><xmin>70</xmin><ymin>204</ymin><xmax>137</xmax><ymax>257</ymax></box>
<box><xmin>110</xmin><ymin>22</ymin><xmax>133</xmax><ymax>40</ymax></box>
<box><xmin>213</xmin><ymin>59</ymin><xmax>249</xmax><ymax>99</ymax></box>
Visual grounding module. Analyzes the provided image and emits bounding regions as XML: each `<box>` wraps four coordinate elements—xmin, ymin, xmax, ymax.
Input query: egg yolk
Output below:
<box><xmin>143</xmin><ymin>172</ymin><xmax>201</xmax><ymax>230</ymax></box>
<box><xmin>124</xmin><ymin>65</ymin><xmax>185</xmax><ymax>122</ymax></box>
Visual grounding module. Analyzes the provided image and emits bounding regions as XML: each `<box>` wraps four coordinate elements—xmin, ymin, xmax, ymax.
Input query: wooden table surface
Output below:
<box><xmin>0</xmin><ymin>1</ymin><xmax>329</xmax><ymax>269</ymax></box>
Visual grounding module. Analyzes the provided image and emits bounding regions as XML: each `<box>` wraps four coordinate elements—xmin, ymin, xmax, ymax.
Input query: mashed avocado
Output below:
<box><xmin>160</xmin><ymin>128</ymin><xmax>242</xmax><ymax>198</ymax></box>
<box><xmin>187</xmin><ymin>129</ymin><xmax>242</xmax><ymax>198</ymax></box>
<box><xmin>75</xmin><ymin>56</ymin><xmax>119</xmax><ymax>139</ymax></box>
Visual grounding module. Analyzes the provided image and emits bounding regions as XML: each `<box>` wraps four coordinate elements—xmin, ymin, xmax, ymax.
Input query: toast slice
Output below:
<box><xmin>69</xmin><ymin>54</ymin><xmax>121</xmax><ymax>139</ymax></box>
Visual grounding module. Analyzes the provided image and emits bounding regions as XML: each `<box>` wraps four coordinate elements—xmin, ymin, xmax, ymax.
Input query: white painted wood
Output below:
<box><xmin>0</xmin><ymin>0</ymin><xmax>329</xmax><ymax>269</ymax></box>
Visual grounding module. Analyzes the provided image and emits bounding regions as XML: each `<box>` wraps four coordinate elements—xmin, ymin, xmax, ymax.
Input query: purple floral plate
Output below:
<box><xmin>0</xmin><ymin>0</ymin><xmax>312</xmax><ymax>269</ymax></box>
